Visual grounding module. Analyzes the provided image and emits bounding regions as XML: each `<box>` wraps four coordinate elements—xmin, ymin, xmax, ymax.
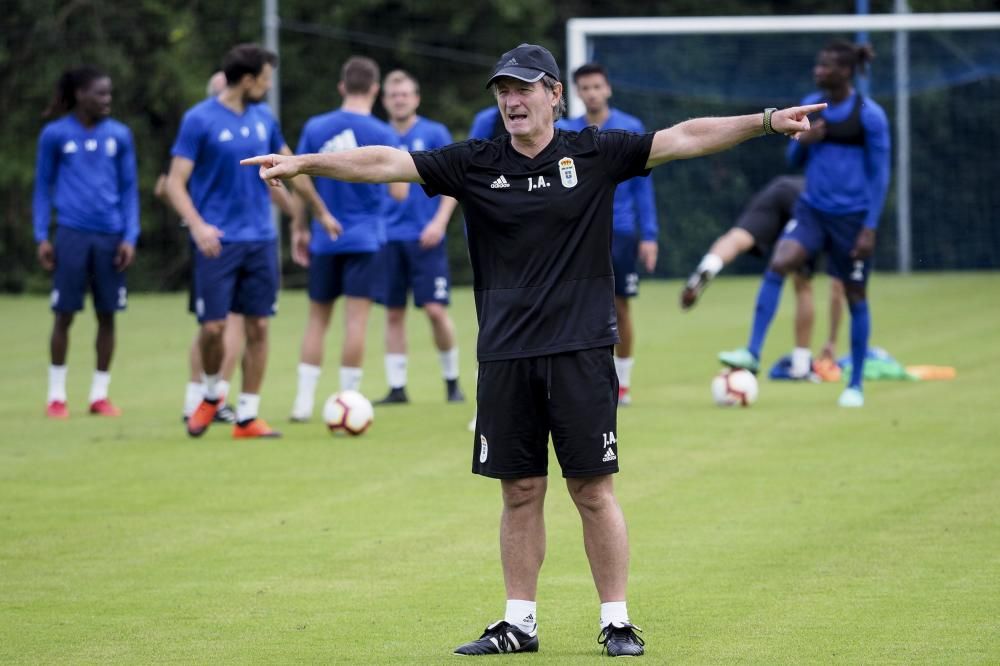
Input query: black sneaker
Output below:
<box><xmin>214</xmin><ymin>403</ymin><xmax>237</xmax><ymax>424</ymax></box>
<box><xmin>375</xmin><ymin>387</ymin><xmax>409</xmax><ymax>405</ymax></box>
<box><xmin>598</xmin><ymin>622</ymin><xmax>644</xmax><ymax>657</ymax></box>
<box><xmin>446</xmin><ymin>378</ymin><xmax>465</xmax><ymax>403</ymax></box>
<box><xmin>454</xmin><ymin>620</ymin><xmax>538</xmax><ymax>655</ymax></box>
<box><xmin>680</xmin><ymin>269</ymin><xmax>711</xmax><ymax>310</ymax></box>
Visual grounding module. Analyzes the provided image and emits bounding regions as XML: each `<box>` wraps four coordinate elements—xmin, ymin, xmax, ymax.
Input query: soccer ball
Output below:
<box><xmin>711</xmin><ymin>368</ymin><xmax>759</xmax><ymax>407</ymax></box>
<box><xmin>323</xmin><ymin>390</ymin><xmax>374</xmax><ymax>435</ymax></box>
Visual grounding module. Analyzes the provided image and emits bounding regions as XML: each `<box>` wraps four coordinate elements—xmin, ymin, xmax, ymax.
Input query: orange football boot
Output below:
<box><xmin>46</xmin><ymin>400</ymin><xmax>69</xmax><ymax>419</ymax></box>
<box><xmin>233</xmin><ymin>418</ymin><xmax>282</xmax><ymax>439</ymax></box>
<box><xmin>89</xmin><ymin>398</ymin><xmax>122</xmax><ymax>417</ymax></box>
<box><xmin>187</xmin><ymin>399</ymin><xmax>219</xmax><ymax>437</ymax></box>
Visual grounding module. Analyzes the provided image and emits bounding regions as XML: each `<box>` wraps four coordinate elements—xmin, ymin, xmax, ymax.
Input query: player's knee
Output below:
<box><xmin>845</xmin><ymin>284</ymin><xmax>867</xmax><ymax>305</ymax></box>
<box><xmin>768</xmin><ymin>257</ymin><xmax>795</xmax><ymax>276</ymax></box>
<box><xmin>201</xmin><ymin>319</ymin><xmax>227</xmax><ymax>339</ymax></box>
<box><xmin>243</xmin><ymin>317</ymin><xmax>269</xmax><ymax>343</ymax></box>
<box><xmin>424</xmin><ymin>303</ymin><xmax>448</xmax><ymax>322</ymax></box>
<box><xmin>386</xmin><ymin>308</ymin><xmax>406</xmax><ymax>325</ymax></box>
<box><xmin>53</xmin><ymin>312</ymin><xmax>75</xmax><ymax>331</ymax></box>
<box><xmin>567</xmin><ymin>476</ymin><xmax>615</xmax><ymax>512</ymax></box>
<box><xmin>501</xmin><ymin>477</ymin><xmax>546</xmax><ymax>509</ymax></box>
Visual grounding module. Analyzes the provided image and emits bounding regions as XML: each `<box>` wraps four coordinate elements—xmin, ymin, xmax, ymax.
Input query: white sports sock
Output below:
<box><xmin>697</xmin><ymin>253</ymin><xmax>725</xmax><ymax>279</ymax></box>
<box><xmin>385</xmin><ymin>354</ymin><xmax>407</xmax><ymax>389</ymax></box>
<box><xmin>48</xmin><ymin>365</ymin><xmax>67</xmax><ymax>403</ymax></box>
<box><xmin>439</xmin><ymin>347</ymin><xmax>460</xmax><ymax>381</ymax></box>
<box><xmin>89</xmin><ymin>370</ymin><xmax>111</xmax><ymax>403</ymax></box>
<box><xmin>216</xmin><ymin>379</ymin><xmax>231</xmax><ymax>401</ymax></box>
<box><xmin>202</xmin><ymin>373</ymin><xmax>221</xmax><ymax>401</ymax></box>
<box><xmin>292</xmin><ymin>363</ymin><xmax>322</xmax><ymax>419</ymax></box>
<box><xmin>236</xmin><ymin>393</ymin><xmax>260</xmax><ymax>423</ymax></box>
<box><xmin>600</xmin><ymin>601</ymin><xmax>630</xmax><ymax>627</ymax></box>
<box><xmin>614</xmin><ymin>356</ymin><xmax>634</xmax><ymax>388</ymax></box>
<box><xmin>791</xmin><ymin>347</ymin><xmax>812</xmax><ymax>377</ymax></box>
<box><xmin>183</xmin><ymin>381</ymin><xmax>204</xmax><ymax>417</ymax></box>
<box><xmin>340</xmin><ymin>366</ymin><xmax>363</xmax><ymax>392</ymax></box>
<box><xmin>505</xmin><ymin>599</ymin><xmax>537</xmax><ymax>633</ymax></box>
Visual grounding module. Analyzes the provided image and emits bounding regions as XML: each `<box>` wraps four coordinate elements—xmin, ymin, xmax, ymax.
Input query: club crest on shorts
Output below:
<box><xmin>479</xmin><ymin>434</ymin><xmax>489</xmax><ymax>463</ymax></box>
<box><xmin>558</xmin><ymin>157</ymin><xmax>578</xmax><ymax>188</ymax></box>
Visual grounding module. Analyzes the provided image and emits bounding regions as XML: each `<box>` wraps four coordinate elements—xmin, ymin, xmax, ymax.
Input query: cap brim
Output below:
<box><xmin>485</xmin><ymin>67</ymin><xmax>546</xmax><ymax>88</ymax></box>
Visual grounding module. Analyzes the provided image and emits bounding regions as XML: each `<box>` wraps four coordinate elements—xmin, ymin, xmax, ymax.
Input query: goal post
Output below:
<box><xmin>566</xmin><ymin>12</ymin><xmax>1000</xmax><ymax>274</ymax></box>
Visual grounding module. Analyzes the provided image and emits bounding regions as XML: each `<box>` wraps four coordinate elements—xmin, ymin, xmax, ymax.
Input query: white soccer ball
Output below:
<box><xmin>323</xmin><ymin>390</ymin><xmax>374</xmax><ymax>435</ymax></box>
<box><xmin>711</xmin><ymin>368</ymin><xmax>759</xmax><ymax>407</ymax></box>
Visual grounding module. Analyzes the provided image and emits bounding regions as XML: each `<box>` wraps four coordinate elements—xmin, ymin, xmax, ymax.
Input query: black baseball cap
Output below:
<box><xmin>486</xmin><ymin>43</ymin><xmax>561</xmax><ymax>88</ymax></box>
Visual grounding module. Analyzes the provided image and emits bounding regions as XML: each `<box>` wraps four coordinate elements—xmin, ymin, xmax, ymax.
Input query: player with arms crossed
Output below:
<box><xmin>557</xmin><ymin>63</ymin><xmax>659</xmax><ymax>404</ymax></box>
<box><xmin>288</xmin><ymin>56</ymin><xmax>405</xmax><ymax>421</ymax></box>
<box><xmin>683</xmin><ymin>175</ymin><xmax>845</xmax><ymax>378</ymax></box>
<box><xmin>166</xmin><ymin>43</ymin><xmax>335</xmax><ymax>438</ymax></box>
<box><xmin>243</xmin><ymin>43</ymin><xmax>824</xmax><ymax>657</ymax></box>
<box><xmin>374</xmin><ymin>69</ymin><xmax>464</xmax><ymax>406</ymax></box>
<box><xmin>718</xmin><ymin>41</ymin><xmax>890</xmax><ymax>406</ymax></box>
<box><xmin>34</xmin><ymin>66</ymin><xmax>139</xmax><ymax>418</ymax></box>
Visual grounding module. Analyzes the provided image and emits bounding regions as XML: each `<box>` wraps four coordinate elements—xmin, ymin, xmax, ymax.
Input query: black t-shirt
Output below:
<box><xmin>411</xmin><ymin>127</ymin><xmax>655</xmax><ymax>361</ymax></box>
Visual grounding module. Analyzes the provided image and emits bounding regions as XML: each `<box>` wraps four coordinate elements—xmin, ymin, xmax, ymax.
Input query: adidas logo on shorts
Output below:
<box><xmin>490</xmin><ymin>175</ymin><xmax>511</xmax><ymax>189</ymax></box>
<box><xmin>603</xmin><ymin>448</ymin><xmax>617</xmax><ymax>463</ymax></box>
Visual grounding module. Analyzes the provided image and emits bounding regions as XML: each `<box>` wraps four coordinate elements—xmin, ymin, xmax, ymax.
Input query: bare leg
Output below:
<box><xmin>50</xmin><ymin>312</ymin><xmax>75</xmax><ymax>366</ymax></box>
<box><xmin>199</xmin><ymin>319</ymin><xmax>226</xmax><ymax>376</ymax></box>
<box><xmin>566</xmin><ymin>475</ymin><xmax>629</xmax><ymax>602</ymax></box>
<box><xmin>189</xmin><ymin>329</ymin><xmax>203</xmax><ymax>382</ymax></box>
<box><xmin>240</xmin><ymin>316</ymin><xmax>268</xmax><ymax>394</ymax></box>
<box><xmin>792</xmin><ymin>273</ymin><xmax>814</xmax><ymax>349</ymax></box>
<box><xmin>94</xmin><ymin>312</ymin><xmax>115</xmax><ymax>372</ymax></box>
<box><xmin>614</xmin><ymin>297</ymin><xmax>633</xmax><ymax>359</ymax></box>
<box><xmin>500</xmin><ymin>477</ymin><xmax>547</xmax><ymax>600</ymax></box>
<box><xmin>424</xmin><ymin>302</ymin><xmax>456</xmax><ymax>352</ymax></box>
<box><xmin>707</xmin><ymin>227</ymin><xmax>756</xmax><ymax>265</ymax></box>
<box><xmin>341</xmin><ymin>297</ymin><xmax>371</xmax><ymax>368</ymax></box>
<box><xmin>299</xmin><ymin>300</ymin><xmax>334</xmax><ymax>367</ymax></box>
<box><xmin>385</xmin><ymin>306</ymin><xmax>407</xmax><ymax>355</ymax></box>
<box><xmin>220</xmin><ymin>312</ymin><xmax>245</xmax><ymax>382</ymax></box>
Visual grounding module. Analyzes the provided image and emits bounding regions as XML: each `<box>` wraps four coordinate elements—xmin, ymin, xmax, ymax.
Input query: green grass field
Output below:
<box><xmin>1</xmin><ymin>274</ymin><xmax>998</xmax><ymax>664</ymax></box>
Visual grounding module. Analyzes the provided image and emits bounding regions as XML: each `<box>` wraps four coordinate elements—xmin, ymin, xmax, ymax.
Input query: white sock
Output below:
<box><xmin>791</xmin><ymin>347</ymin><xmax>812</xmax><ymax>377</ymax></box>
<box><xmin>292</xmin><ymin>363</ymin><xmax>322</xmax><ymax>418</ymax></box>
<box><xmin>614</xmin><ymin>356</ymin><xmax>634</xmax><ymax>388</ymax></box>
<box><xmin>505</xmin><ymin>599</ymin><xmax>537</xmax><ymax>633</ymax></box>
<box><xmin>439</xmin><ymin>347</ymin><xmax>460</xmax><ymax>381</ymax></box>
<box><xmin>217</xmin><ymin>379</ymin><xmax>231</xmax><ymax>401</ymax></box>
<box><xmin>600</xmin><ymin>601</ymin><xmax>630</xmax><ymax>627</ymax></box>
<box><xmin>385</xmin><ymin>354</ymin><xmax>407</xmax><ymax>389</ymax></box>
<box><xmin>697</xmin><ymin>253</ymin><xmax>725</xmax><ymax>278</ymax></box>
<box><xmin>89</xmin><ymin>370</ymin><xmax>111</xmax><ymax>403</ymax></box>
<box><xmin>48</xmin><ymin>365</ymin><xmax>68</xmax><ymax>403</ymax></box>
<box><xmin>236</xmin><ymin>393</ymin><xmax>260</xmax><ymax>423</ymax></box>
<box><xmin>202</xmin><ymin>373</ymin><xmax>221</xmax><ymax>401</ymax></box>
<box><xmin>184</xmin><ymin>381</ymin><xmax>204</xmax><ymax>417</ymax></box>
<box><xmin>340</xmin><ymin>366</ymin><xmax>363</xmax><ymax>392</ymax></box>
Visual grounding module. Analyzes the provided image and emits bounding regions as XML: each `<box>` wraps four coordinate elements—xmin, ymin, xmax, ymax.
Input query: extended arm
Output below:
<box><xmin>165</xmin><ymin>156</ymin><xmax>223</xmax><ymax>257</ymax></box>
<box><xmin>646</xmin><ymin>104</ymin><xmax>826</xmax><ymax>169</ymax></box>
<box><xmin>863</xmin><ymin>112</ymin><xmax>892</xmax><ymax>230</ymax></box>
<box><xmin>118</xmin><ymin>131</ymin><xmax>141</xmax><ymax>246</ymax></box>
<box><xmin>242</xmin><ymin>146</ymin><xmax>423</xmax><ymax>186</ymax></box>
<box><xmin>32</xmin><ymin>129</ymin><xmax>58</xmax><ymax>244</ymax></box>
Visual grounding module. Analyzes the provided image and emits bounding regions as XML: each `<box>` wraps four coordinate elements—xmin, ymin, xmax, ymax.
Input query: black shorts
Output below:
<box><xmin>473</xmin><ymin>346</ymin><xmax>620</xmax><ymax>479</ymax></box>
<box><xmin>735</xmin><ymin>175</ymin><xmax>805</xmax><ymax>259</ymax></box>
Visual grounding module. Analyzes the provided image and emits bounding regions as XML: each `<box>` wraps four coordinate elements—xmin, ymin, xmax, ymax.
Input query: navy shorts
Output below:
<box><xmin>307</xmin><ymin>252</ymin><xmax>378</xmax><ymax>303</ymax></box>
<box><xmin>473</xmin><ymin>347</ymin><xmax>620</xmax><ymax>479</ymax></box>
<box><xmin>193</xmin><ymin>240</ymin><xmax>278</xmax><ymax>323</ymax></box>
<box><xmin>51</xmin><ymin>226</ymin><xmax>127</xmax><ymax>314</ymax></box>
<box><xmin>376</xmin><ymin>239</ymin><xmax>451</xmax><ymax>308</ymax></box>
<box><xmin>612</xmin><ymin>233</ymin><xmax>639</xmax><ymax>298</ymax></box>
<box><xmin>783</xmin><ymin>201</ymin><xmax>871</xmax><ymax>285</ymax></box>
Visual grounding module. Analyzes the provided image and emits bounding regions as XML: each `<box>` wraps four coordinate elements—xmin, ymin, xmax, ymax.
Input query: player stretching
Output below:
<box><xmin>166</xmin><ymin>43</ymin><xmax>334</xmax><ymax>438</ymax></box>
<box><xmin>683</xmin><ymin>176</ymin><xmax>845</xmax><ymax>377</ymax></box>
<box><xmin>557</xmin><ymin>63</ymin><xmax>659</xmax><ymax>405</ymax></box>
<box><xmin>289</xmin><ymin>56</ymin><xmax>404</xmax><ymax>421</ymax></box>
<box><xmin>374</xmin><ymin>69</ymin><xmax>464</xmax><ymax>405</ymax></box>
<box><xmin>34</xmin><ymin>66</ymin><xmax>139</xmax><ymax>418</ymax></box>
<box><xmin>243</xmin><ymin>42</ymin><xmax>824</xmax><ymax>657</ymax></box>
<box><xmin>719</xmin><ymin>41</ymin><xmax>890</xmax><ymax>406</ymax></box>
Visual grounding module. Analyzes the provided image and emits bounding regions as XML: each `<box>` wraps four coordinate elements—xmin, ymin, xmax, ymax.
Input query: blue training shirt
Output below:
<box><xmin>33</xmin><ymin>115</ymin><xmax>140</xmax><ymax>244</ymax></box>
<box><xmin>787</xmin><ymin>91</ymin><xmax>891</xmax><ymax>229</ymax></box>
<box><xmin>297</xmin><ymin>110</ymin><xmax>398</xmax><ymax>255</ymax></box>
<box><xmin>468</xmin><ymin>106</ymin><xmax>501</xmax><ymax>140</ymax></box>
<box><xmin>171</xmin><ymin>98</ymin><xmax>285</xmax><ymax>242</ymax></box>
<box><xmin>556</xmin><ymin>108</ymin><xmax>659</xmax><ymax>240</ymax></box>
<box><xmin>384</xmin><ymin>116</ymin><xmax>453</xmax><ymax>242</ymax></box>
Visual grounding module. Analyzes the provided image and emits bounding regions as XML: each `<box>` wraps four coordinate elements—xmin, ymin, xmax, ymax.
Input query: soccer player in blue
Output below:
<box><xmin>288</xmin><ymin>56</ymin><xmax>405</xmax><ymax>422</ymax></box>
<box><xmin>719</xmin><ymin>41</ymin><xmax>890</xmax><ymax>407</ymax></box>
<box><xmin>373</xmin><ymin>70</ymin><xmax>465</xmax><ymax>405</ymax></box>
<box><xmin>33</xmin><ymin>66</ymin><xmax>139</xmax><ymax>419</ymax></box>
<box><xmin>166</xmin><ymin>43</ymin><xmax>335</xmax><ymax>438</ymax></box>
<box><xmin>556</xmin><ymin>63</ymin><xmax>659</xmax><ymax>406</ymax></box>
<box><xmin>468</xmin><ymin>105</ymin><xmax>507</xmax><ymax>140</ymax></box>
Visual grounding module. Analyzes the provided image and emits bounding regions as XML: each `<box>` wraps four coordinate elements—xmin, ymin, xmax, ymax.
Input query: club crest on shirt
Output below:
<box><xmin>105</xmin><ymin>137</ymin><xmax>117</xmax><ymax>156</ymax></box>
<box><xmin>558</xmin><ymin>157</ymin><xmax>578</xmax><ymax>188</ymax></box>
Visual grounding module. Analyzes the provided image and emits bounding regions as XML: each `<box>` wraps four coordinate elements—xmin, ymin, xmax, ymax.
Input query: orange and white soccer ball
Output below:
<box><xmin>323</xmin><ymin>390</ymin><xmax>374</xmax><ymax>435</ymax></box>
<box><xmin>711</xmin><ymin>368</ymin><xmax>759</xmax><ymax>407</ymax></box>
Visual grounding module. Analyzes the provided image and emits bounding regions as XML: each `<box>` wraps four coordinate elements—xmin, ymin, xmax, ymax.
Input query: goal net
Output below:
<box><xmin>566</xmin><ymin>13</ymin><xmax>1000</xmax><ymax>275</ymax></box>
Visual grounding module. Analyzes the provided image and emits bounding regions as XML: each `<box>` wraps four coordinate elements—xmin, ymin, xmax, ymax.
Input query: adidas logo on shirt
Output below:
<box><xmin>602</xmin><ymin>448</ymin><xmax>617</xmax><ymax>463</ymax></box>
<box><xmin>218</xmin><ymin>129</ymin><xmax>234</xmax><ymax>142</ymax></box>
<box><xmin>490</xmin><ymin>175</ymin><xmax>510</xmax><ymax>189</ymax></box>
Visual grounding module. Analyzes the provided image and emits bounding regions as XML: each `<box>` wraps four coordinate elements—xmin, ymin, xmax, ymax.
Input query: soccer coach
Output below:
<box><xmin>243</xmin><ymin>43</ymin><xmax>825</xmax><ymax>658</ymax></box>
